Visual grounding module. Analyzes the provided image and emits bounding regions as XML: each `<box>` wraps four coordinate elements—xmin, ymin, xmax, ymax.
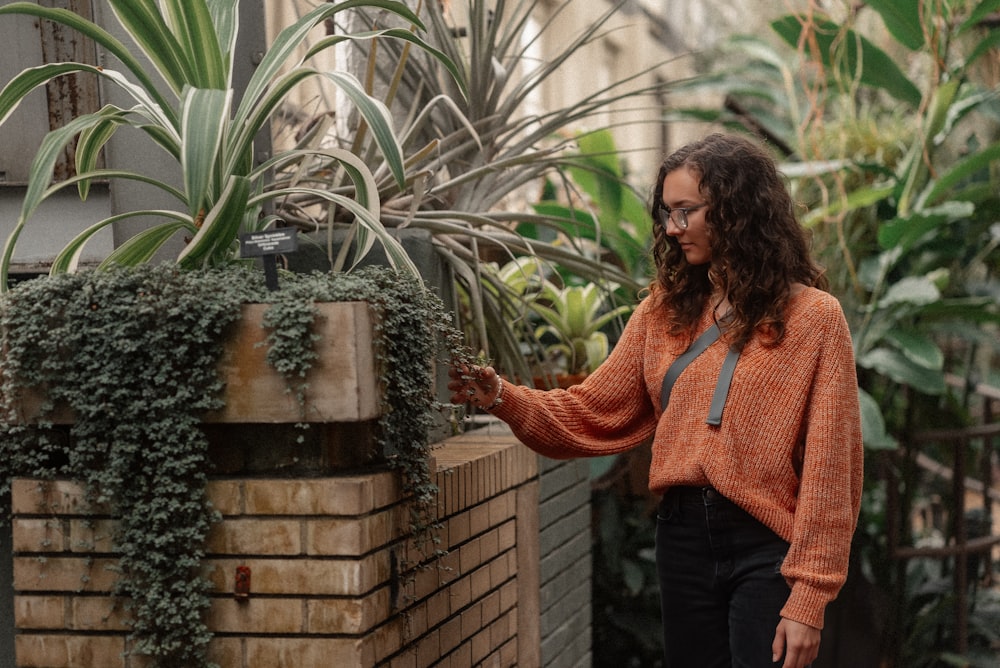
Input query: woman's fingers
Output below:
<box><xmin>446</xmin><ymin>364</ymin><xmax>499</xmax><ymax>405</ymax></box>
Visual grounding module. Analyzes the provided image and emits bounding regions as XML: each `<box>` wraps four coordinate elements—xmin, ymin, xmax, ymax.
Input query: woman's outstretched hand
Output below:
<box><xmin>447</xmin><ymin>364</ymin><xmax>503</xmax><ymax>410</ymax></box>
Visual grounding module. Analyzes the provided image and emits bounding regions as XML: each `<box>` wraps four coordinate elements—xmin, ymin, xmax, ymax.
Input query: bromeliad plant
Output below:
<box><xmin>531</xmin><ymin>279</ymin><xmax>632</xmax><ymax>378</ymax></box>
<box><xmin>0</xmin><ymin>0</ymin><xmax>465</xmax><ymax>289</ymax></box>
<box><xmin>493</xmin><ymin>256</ymin><xmax>632</xmax><ymax>380</ymax></box>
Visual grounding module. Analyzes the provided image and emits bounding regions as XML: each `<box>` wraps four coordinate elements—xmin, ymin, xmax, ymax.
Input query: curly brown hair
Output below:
<box><xmin>649</xmin><ymin>133</ymin><xmax>828</xmax><ymax>350</ymax></box>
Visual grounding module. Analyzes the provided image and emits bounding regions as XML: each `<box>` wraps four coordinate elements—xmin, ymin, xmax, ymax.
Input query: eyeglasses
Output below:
<box><xmin>655</xmin><ymin>202</ymin><xmax>707</xmax><ymax>230</ymax></box>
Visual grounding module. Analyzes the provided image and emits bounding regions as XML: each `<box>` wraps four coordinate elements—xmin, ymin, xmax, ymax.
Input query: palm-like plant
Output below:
<box><xmin>0</xmin><ymin>0</ymin><xmax>463</xmax><ymax>290</ymax></box>
<box><xmin>271</xmin><ymin>0</ymin><xmax>677</xmax><ymax>379</ymax></box>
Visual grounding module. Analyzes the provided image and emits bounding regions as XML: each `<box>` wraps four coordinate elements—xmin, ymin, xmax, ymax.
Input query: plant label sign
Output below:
<box><xmin>240</xmin><ymin>229</ymin><xmax>299</xmax><ymax>256</ymax></box>
<box><xmin>239</xmin><ymin>229</ymin><xmax>299</xmax><ymax>291</ymax></box>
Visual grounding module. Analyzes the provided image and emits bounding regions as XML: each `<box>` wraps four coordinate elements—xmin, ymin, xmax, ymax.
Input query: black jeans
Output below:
<box><xmin>655</xmin><ymin>486</ymin><xmax>792</xmax><ymax>668</ymax></box>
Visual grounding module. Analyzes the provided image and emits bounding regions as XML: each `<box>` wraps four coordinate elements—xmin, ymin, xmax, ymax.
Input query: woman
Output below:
<box><xmin>448</xmin><ymin>133</ymin><xmax>863</xmax><ymax>668</ymax></box>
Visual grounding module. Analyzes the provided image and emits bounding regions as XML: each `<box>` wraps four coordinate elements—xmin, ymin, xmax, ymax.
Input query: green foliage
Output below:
<box><xmin>531</xmin><ymin>279</ymin><xmax>632</xmax><ymax>376</ymax></box>
<box><xmin>894</xmin><ymin>557</ymin><xmax>1000</xmax><ymax>667</ymax></box>
<box><xmin>665</xmin><ymin>2</ymin><xmax>1000</xmax><ymax>665</ymax></box>
<box><xmin>671</xmin><ymin>2</ymin><xmax>1000</xmax><ymax>434</ymax></box>
<box><xmin>0</xmin><ymin>265</ymin><xmax>255</xmax><ymax>666</ymax></box>
<box><xmin>490</xmin><ymin>256</ymin><xmax>633</xmax><ymax>378</ymax></box>
<box><xmin>0</xmin><ymin>0</ymin><xmax>669</xmax><ymax>382</ymax></box>
<box><xmin>529</xmin><ymin>130</ymin><xmax>655</xmax><ymax>282</ymax></box>
<box><xmin>0</xmin><ymin>264</ymin><xmax>462</xmax><ymax>666</ymax></box>
<box><xmin>770</xmin><ymin>14</ymin><xmax>922</xmax><ymax>107</ymax></box>
<box><xmin>0</xmin><ymin>0</ymin><xmax>463</xmax><ymax>287</ymax></box>
<box><xmin>282</xmin><ymin>0</ymin><xmax>671</xmax><ymax>379</ymax></box>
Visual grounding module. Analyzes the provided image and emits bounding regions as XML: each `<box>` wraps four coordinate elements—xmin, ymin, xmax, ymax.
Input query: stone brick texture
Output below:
<box><xmin>10</xmin><ymin>422</ymin><xmax>592</xmax><ymax>667</ymax></box>
<box><xmin>538</xmin><ymin>458</ymin><xmax>593</xmax><ymax>668</ymax></box>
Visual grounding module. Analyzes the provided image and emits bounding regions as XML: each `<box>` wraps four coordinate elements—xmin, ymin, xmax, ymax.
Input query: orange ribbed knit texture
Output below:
<box><xmin>493</xmin><ymin>287</ymin><xmax>864</xmax><ymax>629</ymax></box>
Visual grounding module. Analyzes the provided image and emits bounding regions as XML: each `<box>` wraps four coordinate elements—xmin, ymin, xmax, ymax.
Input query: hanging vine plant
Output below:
<box><xmin>261</xmin><ymin>266</ymin><xmax>474</xmax><ymax>550</ymax></box>
<box><xmin>0</xmin><ymin>263</ymin><xmax>467</xmax><ymax>668</ymax></box>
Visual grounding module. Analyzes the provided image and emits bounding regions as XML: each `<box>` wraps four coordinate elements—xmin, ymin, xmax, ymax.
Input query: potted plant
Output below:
<box><xmin>0</xmin><ymin>261</ymin><xmax>470</xmax><ymax>668</ymax></box>
<box><xmin>0</xmin><ymin>0</ymin><xmax>665</xmax><ymax>382</ymax></box>
<box><xmin>531</xmin><ymin>278</ymin><xmax>634</xmax><ymax>383</ymax></box>
<box><xmin>0</xmin><ymin>2</ymin><xmax>472</xmax><ymax>666</ymax></box>
<box><xmin>492</xmin><ymin>256</ymin><xmax>633</xmax><ymax>388</ymax></box>
<box><xmin>270</xmin><ymin>0</ymin><xmax>673</xmax><ymax>380</ymax></box>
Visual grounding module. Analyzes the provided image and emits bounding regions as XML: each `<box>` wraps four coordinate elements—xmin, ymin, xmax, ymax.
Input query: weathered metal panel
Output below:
<box><xmin>0</xmin><ymin>0</ymin><xmax>100</xmax><ymax>185</ymax></box>
<box><xmin>38</xmin><ymin>0</ymin><xmax>101</xmax><ymax>181</ymax></box>
<box><xmin>0</xmin><ymin>4</ymin><xmax>50</xmax><ymax>185</ymax></box>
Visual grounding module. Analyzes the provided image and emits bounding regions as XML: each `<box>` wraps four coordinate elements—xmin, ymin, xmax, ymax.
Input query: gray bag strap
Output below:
<box><xmin>706</xmin><ymin>346</ymin><xmax>741</xmax><ymax>425</ymax></box>
<box><xmin>660</xmin><ymin>323</ymin><xmax>720</xmax><ymax>411</ymax></box>
<box><xmin>659</xmin><ymin>322</ymin><xmax>742</xmax><ymax>425</ymax></box>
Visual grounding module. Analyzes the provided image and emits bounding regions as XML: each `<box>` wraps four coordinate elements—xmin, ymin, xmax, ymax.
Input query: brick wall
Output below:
<box><xmin>538</xmin><ymin>458</ymin><xmax>593</xmax><ymax>668</ymax></box>
<box><xmin>8</xmin><ymin>422</ymin><xmax>593</xmax><ymax>667</ymax></box>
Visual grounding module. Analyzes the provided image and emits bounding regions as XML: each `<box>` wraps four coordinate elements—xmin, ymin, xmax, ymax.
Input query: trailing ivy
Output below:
<box><xmin>263</xmin><ymin>268</ymin><xmax>475</xmax><ymax>554</ymax></box>
<box><xmin>0</xmin><ymin>263</ymin><xmax>467</xmax><ymax>667</ymax></box>
<box><xmin>0</xmin><ymin>265</ymin><xmax>257</xmax><ymax>666</ymax></box>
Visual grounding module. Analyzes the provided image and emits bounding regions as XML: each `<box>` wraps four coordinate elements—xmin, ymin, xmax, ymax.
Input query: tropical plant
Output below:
<box><xmin>529</xmin><ymin>278</ymin><xmax>633</xmax><ymax>377</ymax></box>
<box><xmin>269</xmin><ymin>0</ymin><xmax>673</xmax><ymax>380</ymax></box>
<box><xmin>528</xmin><ymin>129</ymin><xmax>656</xmax><ymax>284</ymax></box>
<box><xmin>894</xmin><ymin>556</ymin><xmax>1000</xmax><ymax>667</ymax></box>
<box><xmin>666</xmin><ymin>2</ymin><xmax>1000</xmax><ymax>665</ymax></box>
<box><xmin>488</xmin><ymin>255</ymin><xmax>633</xmax><ymax>381</ymax></box>
<box><xmin>0</xmin><ymin>0</ymin><xmax>466</xmax><ymax>290</ymax></box>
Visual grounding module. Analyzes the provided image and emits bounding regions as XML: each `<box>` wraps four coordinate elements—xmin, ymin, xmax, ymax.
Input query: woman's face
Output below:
<box><xmin>660</xmin><ymin>166</ymin><xmax>712</xmax><ymax>265</ymax></box>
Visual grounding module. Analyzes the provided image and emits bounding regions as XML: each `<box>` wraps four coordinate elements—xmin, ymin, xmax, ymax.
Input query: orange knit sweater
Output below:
<box><xmin>492</xmin><ymin>287</ymin><xmax>863</xmax><ymax>630</ymax></box>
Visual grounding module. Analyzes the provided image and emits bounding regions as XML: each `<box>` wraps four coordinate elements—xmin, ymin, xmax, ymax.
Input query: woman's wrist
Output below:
<box><xmin>485</xmin><ymin>376</ymin><xmax>504</xmax><ymax>410</ymax></box>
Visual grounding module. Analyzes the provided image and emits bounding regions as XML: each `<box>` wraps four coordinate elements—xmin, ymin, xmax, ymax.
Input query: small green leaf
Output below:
<box><xmin>858</xmin><ymin>347</ymin><xmax>946</xmax><ymax>394</ymax></box>
<box><xmin>865</xmin><ymin>0</ymin><xmax>925</xmax><ymax>50</ymax></box>
<box><xmin>877</xmin><ymin>276</ymin><xmax>941</xmax><ymax>308</ymax></box>
<box><xmin>883</xmin><ymin>328</ymin><xmax>944</xmax><ymax>371</ymax></box>
<box><xmin>181</xmin><ymin>87</ymin><xmax>231</xmax><ymax>219</ymax></box>
<box><xmin>178</xmin><ymin>175</ymin><xmax>251</xmax><ymax>267</ymax></box>
<box><xmin>858</xmin><ymin>388</ymin><xmax>897</xmax><ymax>451</ymax></box>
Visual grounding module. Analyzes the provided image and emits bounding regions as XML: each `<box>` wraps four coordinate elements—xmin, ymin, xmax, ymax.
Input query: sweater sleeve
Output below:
<box><xmin>778</xmin><ymin>300</ymin><xmax>864</xmax><ymax>629</ymax></box>
<box><xmin>489</xmin><ymin>297</ymin><xmax>659</xmax><ymax>459</ymax></box>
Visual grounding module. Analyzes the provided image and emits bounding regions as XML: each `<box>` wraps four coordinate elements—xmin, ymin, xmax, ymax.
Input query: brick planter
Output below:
<box><xmin>10</xmin><ymin>426</ymin><xmax>545</xmax><ymax>668</ymax></box>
